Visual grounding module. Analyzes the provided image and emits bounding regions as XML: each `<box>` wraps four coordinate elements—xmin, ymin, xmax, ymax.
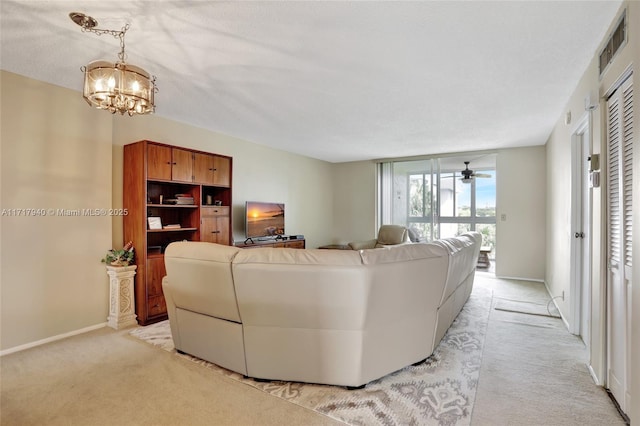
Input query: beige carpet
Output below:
<box><xmin>472</xmin><ymin>274</ymin><xmax>626</xmax><ymax>426</ymax></box>
<box><xmin>0</xmin><ymin>325</ymin><xmax>339</xmax><ymax>426</ymax></box>
<box><xmin>131</xmin><ymin>286</ymin><xmax>493</xmax><ymax>426</ymax></box>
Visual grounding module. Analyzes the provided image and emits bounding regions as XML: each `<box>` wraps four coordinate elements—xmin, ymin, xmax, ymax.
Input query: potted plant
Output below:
<box><xmin>102</xmin><ymin>241</ymin><xmax>135</xmax><ymax>266</ymax></box>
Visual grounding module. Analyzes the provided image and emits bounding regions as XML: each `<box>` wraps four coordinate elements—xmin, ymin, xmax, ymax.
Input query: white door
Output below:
<box><xmin>606</xmin><ymin>74</ymin><xmax>633</xmax><ymax>414</ymax></box>
<box><xmin>570</xmin><ymin>122</ymin><xmax>590</xmax><ymax>345</ymax></box>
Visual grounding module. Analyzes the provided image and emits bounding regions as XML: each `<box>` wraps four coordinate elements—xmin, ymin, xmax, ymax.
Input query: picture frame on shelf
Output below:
<box><xmin>147</xmin><ymin>217</ymin><xmax>162</xmax><ymax>230</ymax></box>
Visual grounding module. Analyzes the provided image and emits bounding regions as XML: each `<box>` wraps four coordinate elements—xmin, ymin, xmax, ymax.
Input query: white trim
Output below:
<box><xmin>0</xmin><ymin>323</ymin><xmax>107</xmax><ymax>356</ymax></box>
<box><xmin>494</xmin><ymin>275</ymin><xmax>544</xmax><ymax>283</ymax></box>
<box><xmin>373</xmin><ymin>148</ymin><xmax>499</xmax><ymax>164</ymax></box>
<box><xmin>603</xmin><ymin>63</ymin><xmax>632</xmax><ymax>100</ymax></box>
<box><xmin>588</xmin><ymin>364</ymin><xmax>603</xmax><ymax>386</ymax></box>
<box><xmin>571</xmin><ymin>111</ymin><xmax>591</xmax><ymax>135</ymax></box>
<box><xmin>550</xmin><ymin>289</ymin><xmax>571</xmax><ymax>332</ymax></box>
<box><xmin>570</xmin><ymin>114</ymin><xmax>591</xmax><ymax>337</ymax></box>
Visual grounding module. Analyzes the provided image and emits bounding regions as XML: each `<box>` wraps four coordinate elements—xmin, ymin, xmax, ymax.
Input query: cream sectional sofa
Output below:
<box><xmin>162</xmin><ymin>232</ymin><xmax>481</xmax><ymax>388</ymax></box>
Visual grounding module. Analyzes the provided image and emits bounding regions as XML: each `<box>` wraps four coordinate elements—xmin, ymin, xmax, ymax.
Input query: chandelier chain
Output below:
<box><xmin>81</xmin><ymin>23</ymin><xmax>130</xmax><ymax>63</ymax></box>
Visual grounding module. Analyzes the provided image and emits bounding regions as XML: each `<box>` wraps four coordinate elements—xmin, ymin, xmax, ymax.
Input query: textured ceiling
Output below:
<box><xmin>0</xmin><ymin>1</ymin><xmax>623</xmax><ymax>163</ymax></box>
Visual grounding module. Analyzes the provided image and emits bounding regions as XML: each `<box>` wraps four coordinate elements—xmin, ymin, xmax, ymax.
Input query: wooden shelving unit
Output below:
<box><xmin>123</xmin><ymin>140</ymin><xmax>233</xmax><ymax>325</ymax></box>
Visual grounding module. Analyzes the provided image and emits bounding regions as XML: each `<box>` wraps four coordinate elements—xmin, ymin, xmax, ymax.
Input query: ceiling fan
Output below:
<box><xmin>460</xmin><ymin>161</ymin><xmax>491</xmax><ymax>183</ymax></box>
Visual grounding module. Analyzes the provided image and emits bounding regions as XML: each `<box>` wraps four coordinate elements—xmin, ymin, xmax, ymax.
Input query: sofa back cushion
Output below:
<box><xmin>359</xmin><ymin>242</ymin><xmax>446</xmax><ymax>265</ymax></box>
<box><xmin>233</xmin><ymin>247</ymin><xmax>363</xmax><ymax>266</ymax></box>
<box><xmin>232</xmin><ymin>248</ymin><xmax>367</xmax><ymax>329</ymax></box>
<box><xmin>164</xmin><ymin>242</ymin><xmax>242</xmax><ymax>323</ymax></box>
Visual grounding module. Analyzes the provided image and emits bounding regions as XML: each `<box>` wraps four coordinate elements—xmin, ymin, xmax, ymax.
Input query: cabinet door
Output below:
<box><xmin>201</xmin><ymin>208</ymin><xmax>230</xmax><ymax>244</ymax></box>
<box><xmin>148</xmin><ymin>296</ymin><xmax>167</xmax><ymax>318</ymax></box>
<box><xmin>213</xmin><ymin>156</ymin><xmax>231</xmax><ymax>187</ymax></box>
<box><xmin>193</xmin><ymin>153</ymin><xmax>215</xmax><ymax>185</ymax></box>
<box><xmin>147</xmin><ymin>144</ymin><xmax>172</xmax><ymax>180</ymax></box>
<box><xmin>146</xmin><ymin>256</ymin><xmax>166</xmax><ymax>297</ymax></box>
<box><xmin>171</xmin><ymin>148</ymin><xmax>193</xmax><ymax>182</ymax></box>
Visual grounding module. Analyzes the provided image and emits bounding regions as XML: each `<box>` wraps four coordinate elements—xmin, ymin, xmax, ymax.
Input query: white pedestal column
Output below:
<box><xmin>106</xmin><ymin>265</ymin><xmax>138</xmax><ymax>329</ymax></box>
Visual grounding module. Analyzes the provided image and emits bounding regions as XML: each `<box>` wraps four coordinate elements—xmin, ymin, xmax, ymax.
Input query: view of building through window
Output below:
<box><xmin>380</xmin><ymin>155</ymin><xmax>496</xmax><ymax>259</ymax></box>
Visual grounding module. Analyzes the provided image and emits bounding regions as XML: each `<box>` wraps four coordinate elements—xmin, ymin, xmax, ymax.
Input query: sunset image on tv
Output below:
<box><xmin>246</xmin><ymin>202</ymin><xmax>285</xmax><ymax>238</ymax></box>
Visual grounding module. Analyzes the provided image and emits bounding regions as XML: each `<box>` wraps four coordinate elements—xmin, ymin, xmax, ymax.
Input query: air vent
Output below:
<box><xmin>599</xmin><ymin>10</ymin><xmax>626</xmax><ymax>77</ymax></box>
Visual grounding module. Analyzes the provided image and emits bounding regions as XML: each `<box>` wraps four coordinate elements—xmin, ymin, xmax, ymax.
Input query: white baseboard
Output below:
<box><xmin>0</xmin><ymin>322</ymin><xmax>107</xmax><ymax>357</ymax></box>
<box><xmin>494</xmin><ymin>274</ymin><xmax>545</xmax><ymax>283</ymax></box>
<box><xmin>588</xmin><ymin>364</ymin><xmax>602</xmax><ymax>386</ymax></box>
<box><xmin>543</xmin><ymin>281</ymin><xmax>571</xmax><ymax>332</ymax></box>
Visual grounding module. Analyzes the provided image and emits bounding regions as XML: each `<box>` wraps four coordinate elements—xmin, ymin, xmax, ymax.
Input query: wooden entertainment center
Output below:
<box><xmin>235</xmin><ymin>238</ymin><xmax>305</xmax><ymax>249</ymax></box>
<box><xmin>123</xmin><ymin>140</ymin><xmax>233</xmax><ymax>325</ymax></box>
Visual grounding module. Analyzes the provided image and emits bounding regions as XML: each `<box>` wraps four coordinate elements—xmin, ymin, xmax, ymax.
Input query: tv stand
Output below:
<box><xmin>235</xmin><ymin>238</ymin><xmax>305</xmax><ymax>249</ymax></box>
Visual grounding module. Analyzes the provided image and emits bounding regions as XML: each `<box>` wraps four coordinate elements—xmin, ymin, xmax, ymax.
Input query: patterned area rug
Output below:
<box><xmin>130</xmin><ymin>285</ymin><xmax>493</xmax><ymax>426</ymax></box>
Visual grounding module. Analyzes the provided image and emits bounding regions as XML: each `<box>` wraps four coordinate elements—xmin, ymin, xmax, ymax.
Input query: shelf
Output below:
<box><xmin>147</xmin><ymin>204</ymin><xmax>198</xmax><ymax>208</ymax></box>
<box><xmin>147</xmin><ymin>227</ymin><xmax>198</xmax><ymax>233</ymax></box>
<box><xmin>147</xmin><ymin>178</ymin><xmax>197</xmax><ymax>185</ymax></box>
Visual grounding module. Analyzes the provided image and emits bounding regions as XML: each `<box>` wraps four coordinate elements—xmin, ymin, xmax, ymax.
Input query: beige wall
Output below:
<box><xmin>331</xmin><ymin>161</ymin><xmax>377</xmax><ymax>245</ymax></box>
<box><xmin>1</xmin><ymin>71</ymin><xmax>113</xmax><ymax>351</ymax></box>
<box><xmin>544</xmin><ymin>1</ymin><xmax>639</xmax><ymax>415</ymax></box>
<box><xmin>495</xmin><ymin>146</ymin><xmax>546</xmax><ymax>281</ymax></box>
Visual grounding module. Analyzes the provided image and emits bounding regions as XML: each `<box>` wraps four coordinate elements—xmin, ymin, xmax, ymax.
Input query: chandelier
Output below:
<box><xmin>70</xmin><ymin>12</ymin><xmax>157</xmax><ymax>116</ymax></box>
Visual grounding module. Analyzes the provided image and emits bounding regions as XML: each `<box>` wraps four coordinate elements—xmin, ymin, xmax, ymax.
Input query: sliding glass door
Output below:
<box><xmin>379</xmin><ymin>154</ymin><xmax>496</xmax><ymax>253</ymax></box>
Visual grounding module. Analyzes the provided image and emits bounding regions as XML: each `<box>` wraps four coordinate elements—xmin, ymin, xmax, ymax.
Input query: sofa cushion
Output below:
<box><xmin>376</xmin><ymin>224</ymin><xmax>409</xmax><ymax>245</ymax></box>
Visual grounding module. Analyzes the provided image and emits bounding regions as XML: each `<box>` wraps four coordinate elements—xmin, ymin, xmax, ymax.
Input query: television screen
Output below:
<box><xmin>245</xmin><ymin>201</ymin><xmax>285</xmax><ymax>239</ymax></box>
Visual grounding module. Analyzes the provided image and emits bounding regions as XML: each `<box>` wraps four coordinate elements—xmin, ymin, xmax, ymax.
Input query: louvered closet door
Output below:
<box><xmin>606</xmin><ymin>74</ymin><xmax>633</xmax><ymax>414</ymax></box>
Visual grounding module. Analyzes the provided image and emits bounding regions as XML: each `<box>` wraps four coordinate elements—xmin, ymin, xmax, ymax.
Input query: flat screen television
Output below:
<box><xmin>245</xmin><ymin>201</ymin><xmax>285</xmax><ymax>240</ymax></box>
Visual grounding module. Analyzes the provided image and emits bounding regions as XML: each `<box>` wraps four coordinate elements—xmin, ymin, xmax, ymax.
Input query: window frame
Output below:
<box><xmin>404</xmin><ymin>166</ymin><xmax>496</xmax><ymax>241</ymax></box>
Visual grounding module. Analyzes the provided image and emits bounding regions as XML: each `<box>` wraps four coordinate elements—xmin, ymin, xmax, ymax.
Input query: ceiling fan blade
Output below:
<box><xmin>474</xmin><ymin>173</ymin><xmax>492</xmax><ymax>178</ymax></box>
